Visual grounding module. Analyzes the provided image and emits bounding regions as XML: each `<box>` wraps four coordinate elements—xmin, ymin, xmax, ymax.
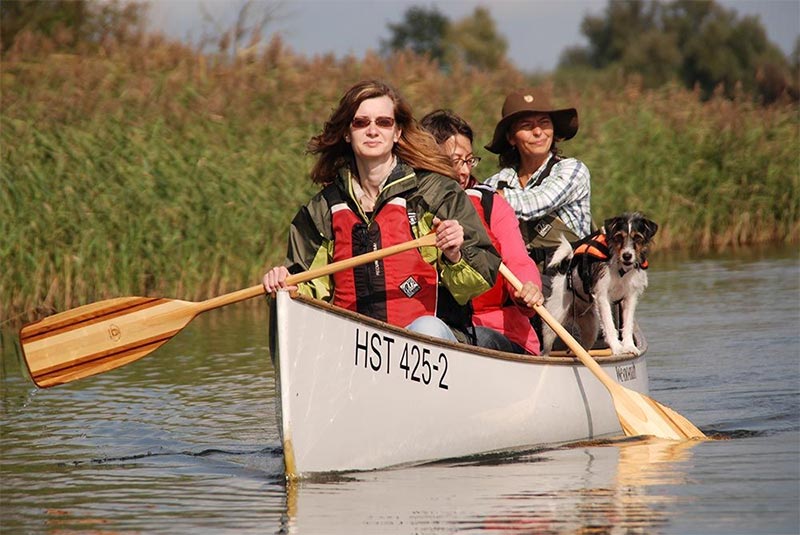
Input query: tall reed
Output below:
<box><xmin>1</xmin><ymin>34</ymin><xmax>797</xmax><ymax>324</ymax></box>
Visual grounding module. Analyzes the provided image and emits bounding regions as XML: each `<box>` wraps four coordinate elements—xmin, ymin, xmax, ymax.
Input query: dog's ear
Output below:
<box><xmin>641</xmin><ymin>218</ymin><xmax>659</xmax><ymax>240</ymax></box>
<box><xmin>603</xmin><ymin>216</ymin><xmax>625</xmax><ymax>235</ymax></box>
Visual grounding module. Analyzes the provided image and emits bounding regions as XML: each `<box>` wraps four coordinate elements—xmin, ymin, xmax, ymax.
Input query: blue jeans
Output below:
<box><xmin>405</xmin><ymin>315</ymin><xmax>458</xmax><ymax>343</ymax></box>
<box><xmin>474</xmin><ymin>326</ymin><xmax>525</xmax><ymax>354</ymax></box>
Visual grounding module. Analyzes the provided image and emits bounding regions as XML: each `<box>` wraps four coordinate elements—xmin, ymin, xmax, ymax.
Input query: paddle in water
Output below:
<box><xmin>20</xmin><ymin>233</ymin><xmax>437</xmax><ymax>388</ymax></box>
<box><xmin>499</xmin><ymin>264</ymin><xmax>706</xmax><ymax>440</ymax></box>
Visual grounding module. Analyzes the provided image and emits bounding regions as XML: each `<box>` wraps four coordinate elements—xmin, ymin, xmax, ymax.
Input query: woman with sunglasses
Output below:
<box><xmin>263</xmin><ymin>80</ymin><xmax>500</xmax><ymax>343</ymax></box>
<box><xmin>421</xmin><ymin>109</ymin><xmax>544</xmax><ymax>355</ymax></box>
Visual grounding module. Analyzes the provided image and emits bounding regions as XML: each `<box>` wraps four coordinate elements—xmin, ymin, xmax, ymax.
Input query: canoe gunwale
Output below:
<box><xmin>287</xmin><ymin>293</ymin><xmax>646</xmax><ymax>366</ymax></box>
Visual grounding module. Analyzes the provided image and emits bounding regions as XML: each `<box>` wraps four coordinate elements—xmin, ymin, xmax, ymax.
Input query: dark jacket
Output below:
<box><xmin>282</xmin><ymin>161</ymin><xmax>501</xmax><ymax>316</ymax></box>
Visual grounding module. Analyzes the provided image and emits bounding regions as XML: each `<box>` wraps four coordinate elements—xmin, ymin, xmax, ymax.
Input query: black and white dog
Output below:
<box><xmin>542</xmin><ymin>212</ymin><xmax>658</xmax><ymax>356</ymax></box>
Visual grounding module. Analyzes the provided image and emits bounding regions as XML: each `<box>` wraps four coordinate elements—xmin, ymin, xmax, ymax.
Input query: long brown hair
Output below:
<box><xmin>307</xmin><ymin>80</ymin><xmax>456</xmax><ymax>185</ymax></box>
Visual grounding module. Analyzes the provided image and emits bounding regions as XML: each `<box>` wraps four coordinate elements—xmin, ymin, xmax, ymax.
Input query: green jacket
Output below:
<box><xmin>282</xmin><ymin>161</ymin><xmax>500</xmax><ymax>306</ymax></box>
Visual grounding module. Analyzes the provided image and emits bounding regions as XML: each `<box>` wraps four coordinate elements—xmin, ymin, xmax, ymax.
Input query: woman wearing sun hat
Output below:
<box><xmin>483</xmin><ymin>88</ymin><xmax>592</xmax><ymax>270</ymax></box>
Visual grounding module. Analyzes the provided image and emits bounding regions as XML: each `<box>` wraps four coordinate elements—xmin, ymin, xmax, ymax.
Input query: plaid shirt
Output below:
<box><xmin>483</xmin><ymin>154</ymin><xmax>592</xmax><ymax>238</ymax></box>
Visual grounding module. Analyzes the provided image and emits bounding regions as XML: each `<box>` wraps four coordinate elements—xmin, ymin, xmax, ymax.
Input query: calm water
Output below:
<box><xmin>2</xmin><ymin>246</ymin><xmax>798</xmax><ymax>534</ymax></box>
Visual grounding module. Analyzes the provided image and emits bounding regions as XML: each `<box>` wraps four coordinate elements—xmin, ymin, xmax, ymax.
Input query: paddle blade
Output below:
<box><xmin>612</xmin><ymin>387</ymin><xmax>706</xmax><ymax>440</ymax></box>
<box><xmin>20</xmin><ymin>297</ymin><xmax>199</xmax><ymax>388</ymax></box>
<box><xmin>496</xmin><ymin>265</ymin><xmax>706</xmax><ymax>441</ymax></box>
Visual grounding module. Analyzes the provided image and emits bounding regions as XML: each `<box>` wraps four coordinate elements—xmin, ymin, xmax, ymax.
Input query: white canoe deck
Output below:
<box><xmin>272</xmin><ymin>292</ymin><xmax>649</xmax><ymax>478</ymax></box>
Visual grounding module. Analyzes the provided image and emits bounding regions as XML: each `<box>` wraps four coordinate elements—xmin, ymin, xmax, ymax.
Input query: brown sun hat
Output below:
<box><xmin>485</xmin><ymin>88</ymin><xmax>579</xmax><ymax>154</ymax></box>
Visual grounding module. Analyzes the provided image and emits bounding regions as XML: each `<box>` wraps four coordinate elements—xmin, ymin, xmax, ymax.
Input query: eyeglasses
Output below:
<box><xmin>452</xmin><ymin>156</ymin><xmax>481</xmax><ymax>169</ymax></box>
<box><xmin>351</xmin><ymin>116</ymin><xmax>396</xmax><ymax>129</ymax></box>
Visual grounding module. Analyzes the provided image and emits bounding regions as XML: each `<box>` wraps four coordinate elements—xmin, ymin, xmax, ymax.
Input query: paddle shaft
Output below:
<box><xmin>498</xmin><ymin>264</ymin><xmax>610</xmax><ymax>380</ymax></box>
<box><xmin>197</xmin><ymin>233</ymin><xmax>437</xmax><ymax>312</ymax></box>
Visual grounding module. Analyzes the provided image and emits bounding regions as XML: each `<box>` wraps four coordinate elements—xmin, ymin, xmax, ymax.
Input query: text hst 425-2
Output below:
<box><xmin>353</xmin><ymin>328</ymin><xmax>449</xmax><ymax>390</ymax></box>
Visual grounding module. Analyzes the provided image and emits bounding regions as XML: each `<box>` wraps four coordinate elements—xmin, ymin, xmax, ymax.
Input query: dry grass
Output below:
<box><xmin>1</xmin><ymin>33</ymin><xmax>798</xmax><ymax>324</ymax></box>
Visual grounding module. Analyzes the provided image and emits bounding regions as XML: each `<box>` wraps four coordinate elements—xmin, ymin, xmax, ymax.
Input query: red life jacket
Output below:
<box><xmin>466</xmin><ymin>186</ymin><xmax>508</xmax><ymax>313</ymax></box>
<box><xmin>323</xmin><ymin>188</ymin><xmax>439</xmax><ymax>328</ymax></box>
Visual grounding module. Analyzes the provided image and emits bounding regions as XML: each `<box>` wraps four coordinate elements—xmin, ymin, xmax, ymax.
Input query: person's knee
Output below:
<box><xmin>406</xmin><ymin>316</ymin><xmax>458</xmax><ymax>342</ymax></box>
<box><xmin>475</xmin><ymin>326</ymin><xmax>516</xmax><ymax>352</ymax></box>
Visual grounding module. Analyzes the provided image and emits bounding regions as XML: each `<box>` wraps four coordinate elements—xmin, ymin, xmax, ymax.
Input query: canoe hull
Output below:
<box><xmin>273</xmin><ymin>292</ymin><xmax>649</xmax><ymax>477</ymax></box>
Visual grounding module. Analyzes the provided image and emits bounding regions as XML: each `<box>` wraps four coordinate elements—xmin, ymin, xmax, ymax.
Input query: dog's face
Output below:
<box><xmin>603</xmin><ymin>213</ymin><xmax>658</xmax><ymax>269</ymax></box>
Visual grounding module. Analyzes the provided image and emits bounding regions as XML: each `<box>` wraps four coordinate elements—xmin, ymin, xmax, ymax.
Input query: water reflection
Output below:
<box><xmin>283</xmin><ymin>436</ymin><xmax>701</xmax><ymax>534</ymax></box>
<box><xmin>2</xmin><ymin>249</ymin><xmax>797</xmax><ymax>534</ymax></box>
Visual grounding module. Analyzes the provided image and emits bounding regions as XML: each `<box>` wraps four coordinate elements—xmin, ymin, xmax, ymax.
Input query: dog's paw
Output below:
<box><xmin>608</xmin><ymin>341</ymin><xmax>640</xmax><ymax>356</ymax></box>
<box><xmin>607</xmin><ymin>341</ymin><xmax>624</xmax><ymax>355</ymax></box>
<box><xmin>619</xmin><ymin>343</ymin><xmax>641</xmax><ymax>356</ymax></box>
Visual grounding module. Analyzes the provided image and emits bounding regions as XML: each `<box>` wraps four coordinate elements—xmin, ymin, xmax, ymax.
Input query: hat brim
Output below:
<box><xmin>485</xmin><ymin>108</ymin><xmax>579</xmax><ymax>154</ymax></box>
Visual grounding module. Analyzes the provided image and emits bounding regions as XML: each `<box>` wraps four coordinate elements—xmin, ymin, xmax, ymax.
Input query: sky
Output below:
<box><xmin>148</xmin><ymin>0</ymin><xmax>800</xmax><ymax>72</ymax></box>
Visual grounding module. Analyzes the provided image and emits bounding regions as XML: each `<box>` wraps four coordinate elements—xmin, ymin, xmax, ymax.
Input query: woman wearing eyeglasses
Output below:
<box><xmin>421</xmin><ymin>109</ymin><xmax>545</xmax><ymax>355</ymax></box>
<box><xmin>262</xmin><ymin>80</ymin><xmax>500</xmax><ymax>343</ymax></box>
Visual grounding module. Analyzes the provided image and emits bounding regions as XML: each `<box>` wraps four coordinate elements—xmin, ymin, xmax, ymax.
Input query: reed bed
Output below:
<box><xmin>1</xmin><ymin>34</ymin><xmax>798</xmax><ymax>324</ymax></box>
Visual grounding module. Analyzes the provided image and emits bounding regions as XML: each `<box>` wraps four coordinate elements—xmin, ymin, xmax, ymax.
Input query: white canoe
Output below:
<box><xmin>271</xmin><ymin>291</ymin><xmax>649</xmax><ymax>478</ymax></box>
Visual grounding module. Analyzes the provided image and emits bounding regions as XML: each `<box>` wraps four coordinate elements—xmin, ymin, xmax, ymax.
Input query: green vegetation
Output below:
<box><xmin>382</xmin><ymin>0</ymin><xmax>798</xmax><ymax>103</ymax></box>
<box><xmin>0</xmin><ymin>0</ymin><xmax>148</xmax><ymax>53</ymax></box>
<box><xmin>1</xmin><ymin>26</ymin><xmax>798</xmax><ymax>325</ymax></box>
<box><xmin>382</xmin><ymin>5</ymin><xmax>509</xmax><ymax>71</ymax></box>
<box><xmin>561</xmin><ymin>0</ymin><xmax>798</xmax><ymax>103</ymax></box>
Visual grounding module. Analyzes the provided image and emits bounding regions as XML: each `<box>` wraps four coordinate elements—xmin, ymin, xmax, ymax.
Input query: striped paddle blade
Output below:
<box><xmin>20</xmin><ymin>297</ymin><xmax>200</xmax><ymax>388</ymax></box>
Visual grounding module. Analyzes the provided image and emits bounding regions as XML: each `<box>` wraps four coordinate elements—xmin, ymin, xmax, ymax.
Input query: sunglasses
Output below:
<box><xmin>351</xmin><ymin>116</ymin><xmax>396</xmax><ymax>129</ymax></box>
<box><xmin>452</xmin><ymin>156</ymin><xmax>481</xmax><ymax>169</ymax></box>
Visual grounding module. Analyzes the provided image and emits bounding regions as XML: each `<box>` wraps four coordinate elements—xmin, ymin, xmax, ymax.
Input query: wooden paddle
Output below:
<box><xmin>20</xmin><ymin>233</ymin><xmax>437</xmax><ymax>388</ymax></box>
<box><xmin>499</xmin><ymin>264</ymin><xmax>706</xmax><ymax>440</ymax></box>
